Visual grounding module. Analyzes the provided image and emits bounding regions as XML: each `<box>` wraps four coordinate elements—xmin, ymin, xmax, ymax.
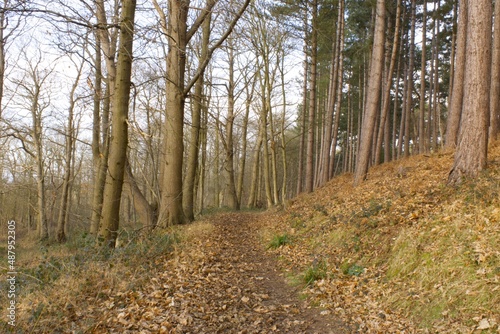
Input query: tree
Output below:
<box><xmin>156</xmin><ymin>0</ymin><xmax>250</xmax><ymax>226</ymax></box>
<box><xmin>305</xmin><ymin>0</ymin><xmax>318</xmax><ymax>193</ymax></box>
<box><xmin>353</xmin><ymin>0</ymin><xmax>385</xmax><ymax>185</ymax></box>
<box><xmin>183</xmin><ymin>8</ymin><xmax>212</xmax><ymax>221</ymax></box>
<box><xmin>489</xmin><ymin>0</ymin><xmax>500</xmax><ymax>141</ymax></box>
<box><xmin>56</xmin><ymin>55</ymin><xmax>84</xmax><ymax>243</ymax></box>
<box><xmin>97</xmin><ymin>0</ymin><xmax>137</xmax><ymax>247</ymax></box>
<box><xmin>9</xmin><ymin>51</ymin><xmax>54</xmax><ymax>241</ymax></box>
<box><xmin>448</xmin><ymin>0</ymin><xmax>492</xmax><ymax>185</ymax></box>
<box><xmin>446</xmin><ymin>0</ymin><xmax>467</xmax><ymax>149</ymax></box>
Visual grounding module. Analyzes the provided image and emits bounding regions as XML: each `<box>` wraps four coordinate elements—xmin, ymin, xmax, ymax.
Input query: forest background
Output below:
<box><xmin>0</xmin><ymin>0</ymin><xmax>496</xmax><ymax>248</ymax></box>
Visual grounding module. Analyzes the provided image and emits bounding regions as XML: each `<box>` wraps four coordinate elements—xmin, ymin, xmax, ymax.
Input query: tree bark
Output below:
<box><xmin>446</xmin><ymin>0</ymin><xmax>467</xmax><ymax>149</ymax></box>
<box><xmin>183</xmin><ymin>8</ymin><xmax>211</xmax><ymax>221</ymax></box>
<box><xmin>448</xmin><ymin>0</ymin><xmax>492</xmax><ymax>185</ymax></box>
<box><xmin>404</xmin><ymin>0</ymin><xmax>416</xmax><ymax>158</ymax></box>
<box><xmin>305</xmin><ymin>0</ymin><xmax>318</xmax><ymax>193</ymax></box>
<box><xmin>490</xmin><ymin>0</ymin><xmax>500</xmax><ymax>141</ymax></box>
<box><xmin>354</xmin><ymin>0</ymin><xmax>385</xmax><ymax>185</ymax></box>
<box><xmin>223</xmin><ymin>40</ymin><xmax>239</xmax><ymax>210</ymax></box>
<box><xmin>98</xmin><ymin>0</ymin><xmax>136</xmax><ymax>247</ymax></box>
<box><xmin>375</xmin><ymin>0</ymin><xmax>401</xmax><ymax>165</ymax></box>
<box><xmin>57</xmin><ymin>58</ymin><xmax>82</xmax><ymax>243</ymax></box>
<box><xmin>419</xmin><ymin>0</ymin><xmax>427</xmax><ymax>153</ymax></box>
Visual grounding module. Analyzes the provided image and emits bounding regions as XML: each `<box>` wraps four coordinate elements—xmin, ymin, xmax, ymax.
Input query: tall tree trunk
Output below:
<box><xmin>57</xmin><ymin>59</ymin><xmax>82</xmax><ymax>243</ymax></box>
<box><xmin>430</xmin><ymin>1</ymin><xmax>440</xmax><ymax>152</ymax></box>
<box><xmin>237</xmin><ymin>73</ymin><xmax>255</xmax><ymax>205</ymax></box>
<box><xmin>158</xmin><ymin>0</ymin><xmax>189</xmax><ymax>226</ymax></box>
<box><xmin>375</xmin><ymin>0</ymin><xmax>401</xmax><ymax>165</ymax></box>
<box><xmin>197</xmin><ymin>98</ymin><xmax>208</xmax><ymax>213</ymax></box>
<box><xmin>33</xmin><ymin>111</ymin><xmax>47</xmax><ymax>241</ymax></box>
<box><xmin>329</xmin><ymin>11</ymin><xmax>345</xmax><ymax>178</ymax></box>
<box><xmin>98</xmin><ymin>0</ymin><xmax>136</xmax><ymax>247</ymax></box>
<box><xmin>183</xmin><ymin>10</ymin><xmax>211</xmax><ymax>221</ymax></box>
<box><xmin>354</xmin><ymin>0</ymin><xmax>386</xmax><ymax>185</ymax></box>
<box><xmin>448</xmin><ymin>0</ymin><xmax>492</xmax><ymax>184</ymax></box>
<box><xmin>296</xmin><ymin>39</ymin><xmax>308</xmax><ymax>195</ymax></box>
<box><xmin>404</xmin><ymin>0</ymin><xmax>416</xmax><ymax>158</ymax></box>
<box><xmin>419</xmin><ymin>0</ymin><xmax>427</xmax><ymax>153</ymax></box>
<box><xmin>259</xmin><ymin>70</ymin><xmax>273</xmax><ymax>207</ymax></box>
<box><xmin>305</xmin><ymin>0</ymin><xmax>318</xmax><ymax>193</ymax></box>
<box><xmin>224</xmin><ymin>40</ymin><xmax>239</xmax><ymax>210</ymax></box>
<box><xmin>490</xmin><ymin>0</ymin><xmax>500</xmax><ymax>141</ymax></box>
<box><xmin>446</xmin><ymin>0</ymin><xmax>467</xmax><ymax>149</ymax></box>
<box><xmin>91</xmin><ymin>0</ymin><xmax>118</xmax><ymax>235</ymax></box>
<box><xmin>320</xmin><ymin>0</ymin><xmax>342</xmax><ymax>186</ymax></box>
<box><xmin>247</xmin><ymin>131</ymin><xmax>263</xmax><ymax>208</ymax></box>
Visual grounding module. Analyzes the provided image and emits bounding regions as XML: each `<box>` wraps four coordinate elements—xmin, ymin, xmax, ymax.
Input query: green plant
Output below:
<box><xmin>268</xmin><ymin>234</ymin><xmax>290</xmax><ymax>249</ymax></box>
<box><xmin>361</xmin><ymin>199</ymin><xmax>385</xmax><ymax>218</ymax></box>
<box><xmin>346</xmin><ymin>263</ymin><xmax>364</xmax><ymax>277</ymax></box>
<box><xmin>303</xmin><ymin>259</ymin><xmax>328</xmax><ymax>285</ymax></box>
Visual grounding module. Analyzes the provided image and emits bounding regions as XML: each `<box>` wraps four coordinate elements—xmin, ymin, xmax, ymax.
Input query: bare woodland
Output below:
<box><xmin>0</xmin><ymin>0</ymin><xmax>498</xmax><ymax>246</ymax></box>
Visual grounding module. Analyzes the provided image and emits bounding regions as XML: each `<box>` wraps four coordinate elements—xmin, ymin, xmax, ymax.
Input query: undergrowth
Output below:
<box><xmin>265</xmin><ymin>147</ymin><xmax>500</xmax><ymax>333</ymax></box>
<box><xmin>0</xmin><ymin>226</ymin><xmax>177</xmax><ymax>333</ymax></box>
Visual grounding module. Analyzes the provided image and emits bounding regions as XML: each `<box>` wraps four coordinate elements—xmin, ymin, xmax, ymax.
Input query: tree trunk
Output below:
<box><xmin>375</xmin><ymin>0</ymin><xmax>401</xmax><ymax>165</ymax></box>
<box><xmin>158</xmin><ymin>0</ymin><xmax>189</xmax><ymax>226</ymax></box>
<box><xmin>296</xmin><ymin>39</ymin><xmax>308</xmax><ymax>195</ymax></box>
<box><xmin>247</xmin><ymin>131</ymin><xmax>263</xmax><ymax>208</ymax></box>
<box><xmin>419</xmin><ymin>0</ymin><xmax>427</xmax><ymax>153</ymax></box>
<box><xmin>404</xmin><ymin>0</ymin><xmax>416</xmax><ymax>158</ymax></box>
<box><xmin>490</xmin><ymin>0</ymin><xmax>500</xmax><ymax>141</ymax></box>
<box><xmin>224</xmin><ymin>41</ymin><xmax>239</xmax><ymax>210</ymax></box>
<box><xmin>320</xmin><ymin>0</ymin><xmax>342</xmax><ymax>186</ymax></box>
<box><xmin>183</xmin><ymin>10</ymin><xmax>211</xmax><ymax>221</ymax></box>
<box><xmin>123</xmin><ymin>161</ymin><xmax>157</xmax><ymax>227</ymax></box>
<box><xmin>305</xmin><ymin>0</ymin><xmax>318</xmax><ymax>193</ymax></box>
<box><xmin>98</xmin><ymin>0</ymin><xmax>136</xmax><ymax>247</ymax></box>
<box><xmin>237</xmin><ymin>72</ymin><xmax>255</xmax><ymax>205</ymax></box>
<box><xmin>354</xmin><ymin>0</ymin><xmax>385</xmax><ymax>185</ymax></box>
<box><xmin>448</xmin><ymin>0</ymin><xmax>492</xmax><ymax>184</ymax></box>
<box><xmin>57</xmin><ymin>59</ymin><xmax>82</xmax><ymax>243</ymax></box>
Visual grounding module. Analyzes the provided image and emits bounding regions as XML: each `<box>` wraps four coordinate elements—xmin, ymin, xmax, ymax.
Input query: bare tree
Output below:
<box><xmin>98</xmin><ymin>0</ymin><xmax>137</xmax><ymax>247</ymax></box>
<box><xmin>56</xmin><ymin>55</ymin><xmax>85</xmax><ymax>243</ymax></box>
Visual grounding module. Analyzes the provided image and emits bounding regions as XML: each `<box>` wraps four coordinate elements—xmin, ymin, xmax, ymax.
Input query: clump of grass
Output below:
<box><xmin>303</xmin><ymin>259</ymin><xmax>328</xmax><ymax>286</ymax></box>
<box><xmin>268</xmin><ymin>234</ymin><xmax>291</xmax><ymax>249</ymax></box>
<box><xmin>346</xmin><ymin>263</ymin><xmax>365</xmax><ymax>277</ymax></box>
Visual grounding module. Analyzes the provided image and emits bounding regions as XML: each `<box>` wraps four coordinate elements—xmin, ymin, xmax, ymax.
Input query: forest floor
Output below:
<box><xmin>90</xmin><ymin>212</ymin><xmax>350</xmax><ymax>333</ymax></box>
<box><xmin>2</xmin><ymin>146</ymin><xmax>500</xmax><ymax>333</ymax></box>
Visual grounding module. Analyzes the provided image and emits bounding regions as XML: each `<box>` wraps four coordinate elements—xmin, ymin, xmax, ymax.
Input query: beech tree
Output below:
<box><xmin>156</xmin><ymin>0</ymin><xmax>250</xmax><ymax>226</ymax></box>
<box><xmin>97</xmin><ymin>0</ymin><xmax>137</xmax><ymax>247</ymax></box>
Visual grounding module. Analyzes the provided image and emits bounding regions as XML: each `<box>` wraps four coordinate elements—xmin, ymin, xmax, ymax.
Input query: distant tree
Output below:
<box><xmin>56</xmin><ymin>55</ymin><xmax>84</xmax><ymax>243</ymax></box>
<box><xmin>448</xmin><ymin>0</ymin><xmax>492</xmax><ymax>184</ymax></box>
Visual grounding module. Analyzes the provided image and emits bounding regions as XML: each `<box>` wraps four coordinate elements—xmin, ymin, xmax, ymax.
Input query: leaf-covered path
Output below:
<box><xmin>100</xmin><ymin>213</ymin><xmax>348</xmax><ymax>333</ymax></box>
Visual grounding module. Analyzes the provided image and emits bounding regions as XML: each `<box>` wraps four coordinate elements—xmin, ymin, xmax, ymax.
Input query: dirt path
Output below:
<box><xmin>99</xmin><ymin>212</ymin><xmax>349</xmax><ymax>333</ymax></box>
<box><xmin>198</xmin><ymin>212</ymin><xmax>349</xmax><ymax>333</ymax></box>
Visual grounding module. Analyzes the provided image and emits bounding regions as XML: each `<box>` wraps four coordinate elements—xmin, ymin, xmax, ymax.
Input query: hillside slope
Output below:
<box><xmin>261</xmin><ymin>147</ymin><xmax>500</xmax><ymax>333</ymax></box>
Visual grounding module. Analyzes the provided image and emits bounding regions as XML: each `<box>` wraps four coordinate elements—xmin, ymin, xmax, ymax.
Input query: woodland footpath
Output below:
<box><xmin>1</xmin><ymin>147</ymin><xmax>499</xmax><ymax>333</ymax></box>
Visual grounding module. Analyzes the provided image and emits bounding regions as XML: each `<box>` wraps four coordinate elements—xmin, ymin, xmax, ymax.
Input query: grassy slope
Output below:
<box><xmin>262</xmin><ymin>147</ymin><xmax>500</xmax><ymax>333</ymax></box>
